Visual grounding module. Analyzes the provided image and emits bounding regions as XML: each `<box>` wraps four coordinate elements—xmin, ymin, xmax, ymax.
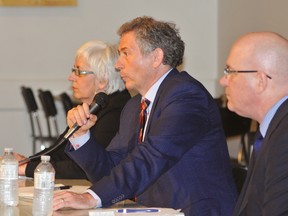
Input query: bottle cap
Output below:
<box><xmin>41</xmin><ymin>155</ymin><xmax>51</xmax><ymax>162</ymax></box>
<box><xmin>4</xmin><ymin>148</ymin><xmax>13</xmax><ymax>153</ymax></box>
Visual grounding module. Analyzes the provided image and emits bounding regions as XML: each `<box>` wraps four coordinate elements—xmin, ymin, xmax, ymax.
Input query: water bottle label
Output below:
<box><xmin>0</xmin><ymin>164</ymin><xmax>18</xmax><ymax>179</ymax></box>
<box><xmin>34</xmin><ymin>172</ymin><xmax>55</xmax><ymax>189</ymax></box>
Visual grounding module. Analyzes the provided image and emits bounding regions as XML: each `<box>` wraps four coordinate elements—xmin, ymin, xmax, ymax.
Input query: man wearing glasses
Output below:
<box><xmin>220</xmin><ymin>31</ymin><xmax>288</xmax><ymax>215</ymax></box>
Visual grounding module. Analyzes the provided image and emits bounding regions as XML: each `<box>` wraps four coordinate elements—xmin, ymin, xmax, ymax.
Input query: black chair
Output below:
<box><xmin>232</xmin><ymin>165</ymin><xmax>247</xmax><ymax>194</ymax></box>
<box><xmin>59</xmin><ymin>92</ymin><xmax>75</xmax><ymax>116</ymax></box>
<box><xmin>215</xmin><ymin>96</ymin><xmax>252</xmax><ymax>166</ymax></box>
<box><xmin>38</xmin><ymin>89</ymin><xmax>59</xmax><ymax>139</ymax></box>
<box><xmin>221</xmin><ymin>107</ymin><xmax>252</xmax><ymax>165</ymax></box>
<box><xmin>21</xmin><ymin>86</ymin><xmax>56</xmax><ymax>153</ymax></box>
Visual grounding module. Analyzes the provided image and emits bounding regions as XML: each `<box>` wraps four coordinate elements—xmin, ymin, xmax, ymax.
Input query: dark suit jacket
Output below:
<box><xmin>66</xmin><ymin>69</ymin><xmax>238</xmax><ymax>216</ymax></box>
<box><xmin>25</xmin><ymin>90</ymin><xmax>131</xmax><ymax>179</ymax></box>
<box><xmin>233</xmin><ymin>99</ymin><xmax>288</xmax><ymax>216</ymax></box>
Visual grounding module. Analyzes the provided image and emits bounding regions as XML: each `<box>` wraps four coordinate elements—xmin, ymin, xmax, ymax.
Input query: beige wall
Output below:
<box><xmin>0</xmin><ymin>0</ymin><xmax>218</xmax><ymax>155</ymax></box>
<box><xmin>217</xmin><ymin>0</ymin><xmax>288</xmax><ymax>94</ymax></box>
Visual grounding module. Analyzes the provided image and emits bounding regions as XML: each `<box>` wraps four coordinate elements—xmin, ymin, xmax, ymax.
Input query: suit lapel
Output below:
<box><xmin>235</xmin><ymin>154</ymin><xmax>257</xmax><ymax>215</ymax></box>
<box><xmin>265</xmin><ymin>99</ymin><xmax>288</xmax><ymax>139</ymax></box>
<box><xmin>143</xmin><ymin>69</ymin><xmax>178</xmax><ymax>141</ymax></box>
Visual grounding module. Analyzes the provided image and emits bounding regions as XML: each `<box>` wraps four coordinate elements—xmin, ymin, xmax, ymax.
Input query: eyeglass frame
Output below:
<box><xmin>224</xmin><ymin>67</ymin><xmax>272</xmax><ymax>79</ymax></box>
<box><xmin>71</xmin><ymin>68</ymin><xmax>95</xmax><ymax>76</ymax></box>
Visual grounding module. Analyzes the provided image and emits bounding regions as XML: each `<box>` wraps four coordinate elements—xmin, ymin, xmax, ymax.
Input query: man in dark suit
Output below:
<box><xmin>53</xmin><ymin>16</ymin><xmax>238</xmax><ymax>215</ymax></box>
<box><xmin>220</xmin><ymin>32</ymin><xmax>288</xmax><ymax>215</ymax></box>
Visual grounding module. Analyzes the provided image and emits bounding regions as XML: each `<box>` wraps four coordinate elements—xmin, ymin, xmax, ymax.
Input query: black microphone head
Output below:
<box><xmin>63</xmin><ymin>92</ymin><xmax>109</xmax><ymax>140</ymax></box>
<box><xmin>93</xmin><ymin>92</ymin><xmax>108</xmax><ymax>110</ymax></box>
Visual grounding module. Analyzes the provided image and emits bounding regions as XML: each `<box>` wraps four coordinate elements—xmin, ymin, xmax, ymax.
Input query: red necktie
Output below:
<box><xmin>138</xmin><ymin>98</ymin><xmax>150</xmax><ymax>143</ymax></box>
<box><xmin>134</xmin><ymin>98</ymin><xmax>150</xmax><ymax>202</ymax></box>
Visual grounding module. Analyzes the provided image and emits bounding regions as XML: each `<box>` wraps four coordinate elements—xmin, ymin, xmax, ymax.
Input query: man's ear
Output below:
<box><xmin>256</xmin><ymin>71</ymin><xmax>269</xmax><ymax>93</ymax></box>
<box><xmin>152</xmin><ymin>48</ymin><xmax>164</xmax><ymax>68</ymax></box>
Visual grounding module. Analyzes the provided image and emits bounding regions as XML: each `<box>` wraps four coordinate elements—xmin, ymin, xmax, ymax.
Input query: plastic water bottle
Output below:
<box><xmin>0</xmin><ymin>205</ymin><xmax>20</xmax><ymax>216</ymax></box>
<box><xmin>0</xmin><ymin>148</ymin><xmax>19</xmax><ymax>206</ymax></box>
<box><xmin>32</xmin><ymin>155</ymin><xmax>55</xmax><ymax>216</ymax></box>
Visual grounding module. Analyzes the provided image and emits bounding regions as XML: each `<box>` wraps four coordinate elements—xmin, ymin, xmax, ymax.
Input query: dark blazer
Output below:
<box><xmin>66</xmin><ymin>69</ymin><xmax>238</xmax><ymax>216</ymax></box>
<box><xmin>25</xmin><ymin>90</ymin><xmax>131</xmax><ymax>179</ymax></box>
<box><xmin>233</xmin><ymin>99</ymin><xmax>288</xmax><ymax>216</ymax></box>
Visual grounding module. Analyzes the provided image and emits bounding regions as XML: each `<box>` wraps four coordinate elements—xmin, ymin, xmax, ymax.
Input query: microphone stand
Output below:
<box><xmin>18</xmin><ymin>92</ymin><xmax>109</xmax><ymax>166</ymax></box>
<box><xmin>18</xmin><ymin>127</ymin><xmax>70</xmax><ymax>165</ymax></box>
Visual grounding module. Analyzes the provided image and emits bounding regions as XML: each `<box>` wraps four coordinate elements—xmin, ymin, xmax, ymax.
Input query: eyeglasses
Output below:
<box><xmin>224</xmin><ymin>67</ymin><xmax>272</xmax><ymax>79</ymax></box>
<box><xmin>71</xmin><ymin>68</ymin><xmax>94</xmax><ymax>76</ymax></box>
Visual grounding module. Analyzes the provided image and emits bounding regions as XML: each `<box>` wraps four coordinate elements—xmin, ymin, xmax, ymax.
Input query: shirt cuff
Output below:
<box><xmin>87</xmin><ymin>189</ymin><xmax>102</xmax><ymax>208</ymax></box>
<box><xmin>69</xmin><ymin>131</ymin><xmax>90</xmax><ymax>150</ymax></box>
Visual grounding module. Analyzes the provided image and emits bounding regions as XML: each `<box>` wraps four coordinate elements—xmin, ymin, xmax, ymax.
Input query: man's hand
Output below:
<box><xmin>6</xmin><ymin>152</ymin><xmax>28</xmax><ymax>176</ymax></box>
<box><xmin>67</xmin><ymin>103</ymin><xmax>97</xmax><ymax>138</ymax></box>
<box><xmin>53</xmin><ymin>191</ymin><xmax>97</xmax><ymax>211</ymax></box>
<box><xmin>14</xmin><ymin>152</ymin><xmax>27</xmax><ymax>161</ymax></box>
<box><xmin>18</xmin><ymin>163</ymin><xmax>27</xmax><ymax>175</ymax></box>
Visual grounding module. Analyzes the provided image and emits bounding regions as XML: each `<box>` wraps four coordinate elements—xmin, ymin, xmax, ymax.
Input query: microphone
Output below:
<box><xmin>63</xmin><ymin>92</ymin><xmax>108</xmax><ymax>139</ymax></box>
<box><xmin>19</xmin><ymin>92</ymin><xmax>108</xmax><ymax>165</ymax></box>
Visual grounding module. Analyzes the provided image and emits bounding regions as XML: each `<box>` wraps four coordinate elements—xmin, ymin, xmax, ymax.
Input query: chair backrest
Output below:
<box><xmin>21</xmin><ymin>86</ymin><xmax>38</xmax><ymax>113</ymax></box>
<box><xmin>21</xmin><ymin>86</ymin><xmax>44</xmax><ymax>153</ymax></box>
<box><xmin>38</xmin><ymin>89</ymin><xmax>58</xmax><ymax>117</ymax></box>
<box><xmin>38</xmin><ymin>89</ymin><xmax>59</xmax><ymax>137</ymax></box>
<box><xmin>59</xmin><ymin>92</ymin><xmax>74</xmax><ymax>115</ymax></box>
<box><xmin>214</xmin><ymin>96</ymin><xmax>252</xmax><ymax>166</ymax></box>
<box><xmin>218</xmin><ymin>107</ymin><xmax>251</xmax><ymax>138</ymax></box>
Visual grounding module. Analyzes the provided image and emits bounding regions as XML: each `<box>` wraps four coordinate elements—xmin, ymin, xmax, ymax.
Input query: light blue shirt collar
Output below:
<box><xmin>142</xmin><ymin>68</ymin><xmax>172</xmax><ymax>111</ymax></box>
<box><xmin>260</xmin><ymin>96</ymin><xmax>288</xmax><ymax>137</ymax></box>
<box><xmin>140</xmin><ymin>69</ymin><xmax>172</xmax><ymax>141</ymax></box>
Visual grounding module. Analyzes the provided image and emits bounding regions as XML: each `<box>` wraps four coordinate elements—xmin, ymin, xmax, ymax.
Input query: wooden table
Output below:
<box><xmin>4</xmin><ymin>178</ymin><xmax>95</xmax><ymax>216</ymax></box>
<box><xmin>4</xmin><ymin>178</ymin><xmax>182</xmax><ymax>216</ymax></box>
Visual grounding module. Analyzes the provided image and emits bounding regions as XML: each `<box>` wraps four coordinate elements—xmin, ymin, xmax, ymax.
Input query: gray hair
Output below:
<box><xmin>117</xmin><ymin>16</ymin><xmax>185</xmax><ymax>68</ymax></box>
<box><xmin>75</xmin><ymin>40</ymin><xmax>125</xmax><ymax>94</ymax></box>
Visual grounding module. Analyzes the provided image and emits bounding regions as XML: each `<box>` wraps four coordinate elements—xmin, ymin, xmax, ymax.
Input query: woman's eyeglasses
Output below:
<box><xmin>71</xmin><ymin>68</ymin><xmax>94</xmax><ymax>76</ymax></box>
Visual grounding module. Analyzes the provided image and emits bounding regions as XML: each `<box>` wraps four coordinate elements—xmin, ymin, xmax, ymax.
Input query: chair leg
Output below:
<box><xmin>52</xmin><ymin>117</ymin><xmax>59</xmax><ymax>137</ymax></box>
<box><xmin>32</xmin><ymin>138</ymin><xmax>36</xmax><ymax>154</ymax></box>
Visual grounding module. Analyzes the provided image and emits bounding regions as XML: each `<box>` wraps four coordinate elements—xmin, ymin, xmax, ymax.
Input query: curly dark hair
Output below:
<box><xmin>117</xmin><ymin>16</ymin><xmax>185</xmax><ymax>68</ymax></box>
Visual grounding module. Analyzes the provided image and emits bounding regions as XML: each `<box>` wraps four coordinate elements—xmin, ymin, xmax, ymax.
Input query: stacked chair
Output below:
<box><xmin>38</xmin><ymin>89</ymin><xmax>60</xmax><ymax>139</ymax></box>
<box><xmin>21</xmin><ymin>86</ymin><xmax>58</xmax><ymax>153</ymax></box>
<box><xmin>59</xmin><ymin>92</ymin><xmax>75</xmax><ymax>116</ymax></box>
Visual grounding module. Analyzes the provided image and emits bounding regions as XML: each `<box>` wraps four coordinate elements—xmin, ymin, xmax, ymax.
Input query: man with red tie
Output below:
<box><xmin>53</xmin><ymin>16</ymin><xmax>238</xmax><ymax>216</ymax></box>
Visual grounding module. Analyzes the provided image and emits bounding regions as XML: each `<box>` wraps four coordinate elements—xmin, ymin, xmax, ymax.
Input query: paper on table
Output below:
<box><xmin>19</xmin><ymin>184</ymin><xmax>90</xmax><ymax>200</ymax></box>
<box><xmin>89</xmin><ymin>208</ymin><xmax>184</xmax><ymax>216</ymax></box>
